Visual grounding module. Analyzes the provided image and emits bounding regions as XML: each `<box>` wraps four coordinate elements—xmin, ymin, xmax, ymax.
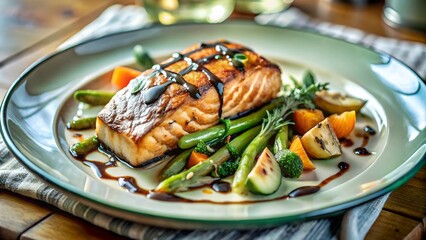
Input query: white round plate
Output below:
<box><xmin>1</xmin><ymin>21</ymin><xmax>425</xmax><ymax>229</ymax></box>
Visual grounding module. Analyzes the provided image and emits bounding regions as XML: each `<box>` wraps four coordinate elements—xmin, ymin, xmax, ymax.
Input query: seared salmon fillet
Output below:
<box><xmin>96</xmin><ymin>41</ymin><xmax>282</xmax><ymax>167</ymax></box>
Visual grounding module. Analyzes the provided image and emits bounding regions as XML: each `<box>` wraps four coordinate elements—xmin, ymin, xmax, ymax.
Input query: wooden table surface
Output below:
<box><xmin>0</xmin><ymin>0</ymin><xmax>425</xmax><ymax>239</ymax></box>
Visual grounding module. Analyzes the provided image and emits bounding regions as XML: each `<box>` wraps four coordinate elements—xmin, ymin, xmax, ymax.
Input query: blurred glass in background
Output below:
<box><xmin>383</xmin><ymin>0</ymin><xmax>426</xmax><ymax>32</ymax></box>
<box><xmin>235</xmin><ymin>0</ymin><xmax>293</xmax><ymax>14</ymax></box>
<box><xmin>143</xmin><ymin>0</ymin><xmax>235</xmax><ymax>25</ymax></box>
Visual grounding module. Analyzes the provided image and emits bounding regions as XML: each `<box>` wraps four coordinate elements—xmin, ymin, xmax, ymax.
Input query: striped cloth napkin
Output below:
<box><xmin>1</xmin><ymin>5</ymin><xmax>425</xmax><ymax>240</ymax></box>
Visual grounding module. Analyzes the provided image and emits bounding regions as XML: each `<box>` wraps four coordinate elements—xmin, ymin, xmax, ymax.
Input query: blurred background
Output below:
<box><xmin>0</xmin><ymin>0</ymin><xmax>425</xmax><ymax>67</ymax></box>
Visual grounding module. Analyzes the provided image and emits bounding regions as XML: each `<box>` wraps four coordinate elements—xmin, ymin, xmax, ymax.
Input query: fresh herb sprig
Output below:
<box><xmin>286</xmin><ymin>71</ymin><xmax>329</xmax><ymax>109</ymax></box>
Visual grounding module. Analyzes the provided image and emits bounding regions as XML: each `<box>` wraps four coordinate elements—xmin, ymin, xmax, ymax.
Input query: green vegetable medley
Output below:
<box><xmin>155</xmin><ymin>71</ymin><xmax>328</xmax><ymax>194</ymax></box>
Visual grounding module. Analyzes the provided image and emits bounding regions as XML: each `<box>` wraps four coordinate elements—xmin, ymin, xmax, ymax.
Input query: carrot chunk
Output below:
<box><xmin>111</xmin><ymin>66</ymin><xmax>142</xmax><ymax>89</ymax></box>
<box><xmin>293</xmin><ymin>109</ymin><xmax>325</xmax><ymax>135</ymax></box>
<box><xmin>187</xmin><ymin>151</ymin><xmax>209</xmax><ymax>168</ymax></box>
<box><xmin>289</xmin><ymin>136</ymin><xmax>316</xmax><ymax>170</ymax></box>
<box><xmin>329</xmin><ymin>111</ymin><xmax>356</xmax><ymax>138</ymax></box>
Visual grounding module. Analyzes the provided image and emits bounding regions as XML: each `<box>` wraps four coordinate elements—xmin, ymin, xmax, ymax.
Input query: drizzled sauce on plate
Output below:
<box><xmin>73</xmin><ymin>145</ymin><xmax>149</xmax><ymax>195</ymax></box>
<box><xmin>68</xmin><ymin>122</ymin><xmax>375</xmax><ymax>204</ymax></box>
<box><xmin>287</xmin><ymin>162</ymin><xmax>349</xmax><ymax>198</ymax></box>
<box><xmin>211</xmin><ymin>181</ymin><xmax>232</xmax><ymax>193</ymax></box>
<box><xmin>339</xmin><ymin>125</ymin><xmax>376</xmax><ymax>156</ymax></box>
<box><xmin>339</xmin><ymin>138</ymin><xmax>354</xmax><ymax>147</ymax></box>
<box><xmin>77</xmin><ymin>144</ymin><xmax>350</xmax><ymax>204</ymax></box>
<box><xmin>353</xmin><ymin>125</ymin><xmax>376</xmax><ymax>156</ymax></box>
<box><xmin>148</xmin><ymin>162</ymin><xmax>350</xmax><ymax>204</ymax></box>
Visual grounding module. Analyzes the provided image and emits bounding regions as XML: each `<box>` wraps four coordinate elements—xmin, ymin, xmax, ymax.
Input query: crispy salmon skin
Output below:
<box><xmin>96</xmin><ymin>41</ymin><xmax>282</xmax><ymax>167</ymax></box>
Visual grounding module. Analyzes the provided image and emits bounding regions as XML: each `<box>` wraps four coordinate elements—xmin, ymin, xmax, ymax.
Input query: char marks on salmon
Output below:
<box><xmin>96</xmin><ymin>40</ymin><xmax>282</xmax><ymax>167</ymax></box>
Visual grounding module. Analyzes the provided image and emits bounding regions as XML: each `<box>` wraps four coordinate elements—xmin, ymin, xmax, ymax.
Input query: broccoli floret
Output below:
<box><xmin>194</xmin><ymin>141</ymin><xmax>209</xmax><ymax>155</ymax></box>
<box><xmin>216</xmin><ymin>159</ymin><xmax>240</xmax><ymax>178</ymax></box>
<box><xmin>275</xmin><ymin>149</ymin><xmax>303</xmax><ymax>178</ymax></box>
<box><xmin>226</xmin><ymin>144</ymin><xmax>240</xmax><ymax>158</ymax></box>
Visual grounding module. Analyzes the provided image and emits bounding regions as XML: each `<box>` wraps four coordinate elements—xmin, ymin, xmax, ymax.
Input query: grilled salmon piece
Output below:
<box><xmin>96</xmin><ymin>41</ymin><xmax>282</xmax><ymax>167</ymax></box>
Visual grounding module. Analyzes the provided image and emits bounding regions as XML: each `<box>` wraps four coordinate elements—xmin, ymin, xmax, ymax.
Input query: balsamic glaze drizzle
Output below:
<box><xmin>74</xmin><ymin>145</ymin><xmax>148</xmax><ymax>195</ymax></box>
<box><xmin>141</xmin><ymin>41</ymin><xmax>250</xmax><ymax>118</ymax></box>
<box><xmin>363</xmin><ymin>125</ymin><xmax>376</xmax><ymax>135</ymax></box>
<box><xmin>211</xmin><ymin>181</ymin><xmax>231</xmax><ymax>193</ymax></box>
<box><xmin>287</xmin><ymin>162</ymin><xmax>349</xmax><ymax>198</ymax></box>
<box><xmin>148</xmin><ymin>162</ymin><xmax>350</xmax><ymax>204</ymax></box>
<box><xmin>353</xmin><ymin>147</ymin><xmax>372</xmax><ymax>156</ymax></box>
<box><xmin>79</xmin><ymin>145</ymin><xmax>350</xmax><ymax>204</ymax></box>
<box><xmin>70</xmin><ymin>134</ymin><xmax>352</xmax><ymax>203</ymax></box>
<box><xmin>339</xmin><ymin>138</ymin><xmax>354</xmax><ymax>147</ymax></box>
<box><xmin>353</xmin><ymin>125</ymin><xmax>376</xmax><ymax>156</ymax></box>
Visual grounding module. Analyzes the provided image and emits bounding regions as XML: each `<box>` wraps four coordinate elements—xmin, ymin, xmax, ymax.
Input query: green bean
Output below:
<box><xmin>133</xmin><ymin>45</ymin><xmax>154</xmax><ymax>70</ymax></box>
<box><xmin>69</xmin><ymin>136</ymin><xmax>99</xmax><ymax>158</ymax></box>
<box><xmin>66</xmin><ymin>117</ymin><xmax>97</xmax><ymax>130</ymax></box>
<box><xmin>232</xmin><ymin>109</ymin><xmax>285</xmax><ymax>194</ymax></box>
<box><xmin>73</xmin><ymin>90</ymin><xmax>115</xmax><ymax>105</ymax></box>
<box><xmin>232</xmin><ymin>129</ymin><xmax>278</xmax><ymax>194</ymax></box>
<box><xmin>156</xmin><ymin>126</ymin><xmax>261</xmax><ymax>193</ymax></box>
<box><xmin>178</xmin><ymin>98</ymin><xmax>283</xmax><ymax>149</ymax></box>
<box><xmin>273</xmin><ymin>125</ymin><xmax>289</xmax><ymax>154</ymax></box>
<box><xmin>159</xmin><ymin>149</ymin><xmax>193</xmax><ymax>181</ymax></box>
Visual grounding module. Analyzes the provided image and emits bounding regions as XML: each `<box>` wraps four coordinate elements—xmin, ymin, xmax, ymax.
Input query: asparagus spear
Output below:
<box><xmin>273</xmin><ymin>125</ymin><xmax>290</xmax><ymax>154</ymax></box>
<box><xmin>159</xmin><ymin>149</ymin><xmax>193</xmax><ymax>181</ymax></box>
<box><xmin>66</xmin><ymin>117</ymin><xmax>97</xmax><ymax>130</ymax></box>
<box><xmin>178</xmin><ymin>98</ymin><xmax>284</xmax><ymax>149</ymax></box>
<box><xmin>69</xmin><ymin>136</ymin><xmax>99</xmax><ymax>158</ymax></box>
<box><xmin>232</xmin><ymin>110</ymin><xmax>286</xmax><ymax>194</ymax></box>
<box><xmin>73</xmin><ymin>90</ymin><xmax>115</xmax><ymax>105</ymax></box>
<box><xmin>156</xmin><ymin>126</ymin><xmax>261</xmax><ymax>193</ymax></box>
